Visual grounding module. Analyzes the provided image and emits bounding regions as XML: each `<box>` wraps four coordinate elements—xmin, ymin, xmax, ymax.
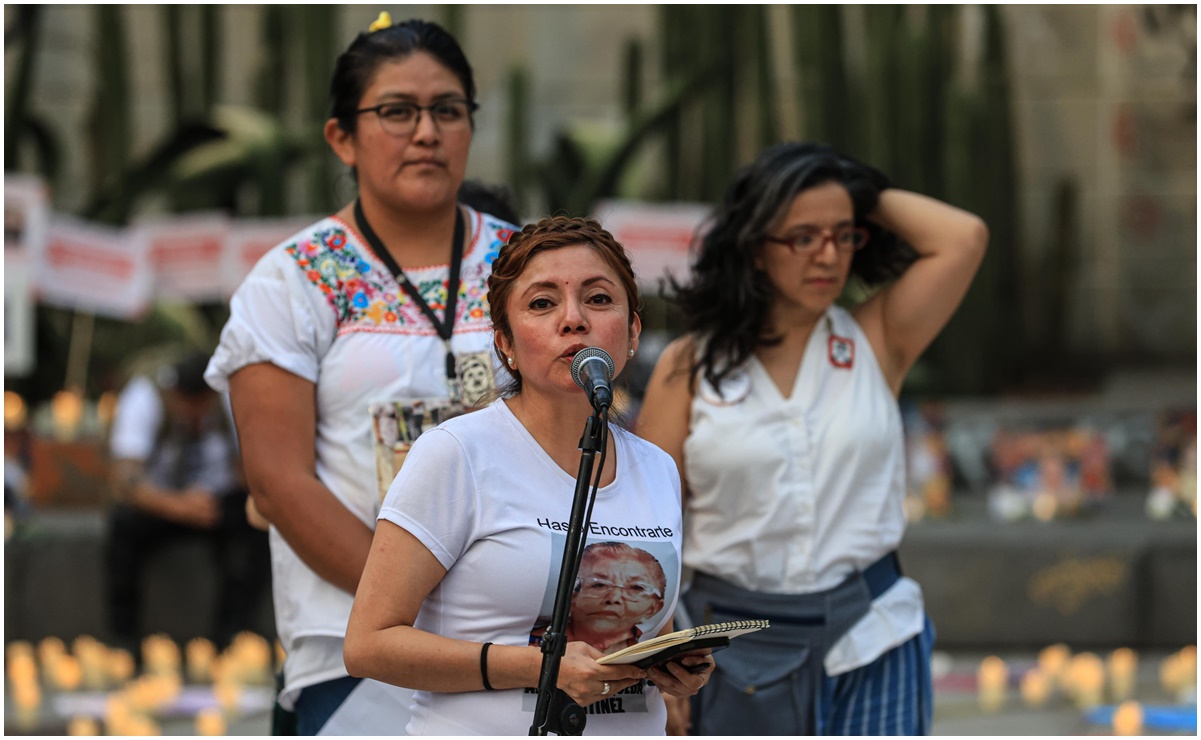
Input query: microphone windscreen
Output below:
<box><xmin>570</xmin><ymin>347</ymin><xmax>615</xmax><ymax>391</ymax></box>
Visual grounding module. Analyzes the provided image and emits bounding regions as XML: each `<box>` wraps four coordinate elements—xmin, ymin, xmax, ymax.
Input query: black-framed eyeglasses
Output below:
<box><xmin>764</xmin><ymin>226</ymin><xmax>870</xmax><ymax>254</ymax></box>
<box><xmin>356</xmin><ymin>98</ymin><xmax>479</xmax><ymax>137</ymax></box>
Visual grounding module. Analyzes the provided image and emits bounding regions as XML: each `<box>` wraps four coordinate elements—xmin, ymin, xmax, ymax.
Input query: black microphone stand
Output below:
<box><xmin>529</xmin><ymin>407</ymin><xmax>607</xmax><ymax>736</ymax></box>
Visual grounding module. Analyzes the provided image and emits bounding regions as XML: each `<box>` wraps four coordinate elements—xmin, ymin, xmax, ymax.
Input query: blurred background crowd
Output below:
<box><xmin>3</xmin><ymin>4</ymin><xmax>1196</xmax><ymax>736</ymax></box>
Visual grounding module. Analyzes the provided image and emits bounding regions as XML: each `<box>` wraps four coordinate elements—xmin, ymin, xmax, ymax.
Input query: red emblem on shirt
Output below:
<box><xmin>829</xmin><ymin>335</ymin><xmax>854</xmax><ymax>369</ymax></box>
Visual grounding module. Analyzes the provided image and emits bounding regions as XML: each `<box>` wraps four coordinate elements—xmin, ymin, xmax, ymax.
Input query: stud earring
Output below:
<box><xmin>628</xmin><ymin>349</ymin><xmax>636</xmax><ymax>358</ymax></box>
<box><xmin>506</xmin><ymin>356</ymin><xmax>515</xmax><ymax>367</ymax></box>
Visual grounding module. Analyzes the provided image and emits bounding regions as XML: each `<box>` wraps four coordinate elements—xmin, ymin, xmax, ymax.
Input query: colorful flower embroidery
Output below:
<box><xmin>284</xmin><ymin>221</ymin><xmax>496</xmax><ymax>335</ymax></box>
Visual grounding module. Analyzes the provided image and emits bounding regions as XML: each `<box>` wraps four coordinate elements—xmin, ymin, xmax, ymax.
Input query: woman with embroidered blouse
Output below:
<box><xmin>205</xmin><ymin>15</ymin><xmax>517</xmax><ymax>735</ymax></box>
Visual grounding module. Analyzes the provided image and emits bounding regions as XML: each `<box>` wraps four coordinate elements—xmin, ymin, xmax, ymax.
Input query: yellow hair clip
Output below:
<box><xmin>368</xmin><ymin>11</ymin><xmax>392</xmax><ymax>33</ymax></box>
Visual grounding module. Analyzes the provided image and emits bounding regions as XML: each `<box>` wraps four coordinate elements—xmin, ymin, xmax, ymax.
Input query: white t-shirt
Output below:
<box><xmin>683</xmin><ymin>305</ymin><xmax>925</xmax><ymax>675</ymax></box>
<box><xmin>205</xmin><ymin>207</ymin><xmax>517</xmax><ymax>709</ymax></box>
<box><xmin>380</xmin><ymin>399</ymin><xmax>683</xmax><ymax>736</ymax></box>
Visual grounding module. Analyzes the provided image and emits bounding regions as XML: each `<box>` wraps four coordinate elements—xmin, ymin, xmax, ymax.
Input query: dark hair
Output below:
<box><xmin>672</xmin><ymin>141</ymin><xmax>916</xmax><ymax>393</ymax></box>
<box><xmin>458</xmin><ymin>179</ymin><xmax>521</xmax><ymax>225</ymax></box>
<box><xmin>329</xmin><ymin>18</ymin><xmax>476</xmax><ymax>133</ymax></box>
<box><xmin>162</xmin><ymin>352</ymin><xmax>215</xmax><ymax>398</ymax></box>
<box><xmin>487</xmin><ymin>216</ymin><xmax>642</xmax><ymax>395</ymax></box>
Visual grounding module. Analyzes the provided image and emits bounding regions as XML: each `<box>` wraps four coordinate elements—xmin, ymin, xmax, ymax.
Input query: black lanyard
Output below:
<box><xmin>354</xmin><ymin>199</ymin><xmax>465</xmax><ymax>382</ymax></box>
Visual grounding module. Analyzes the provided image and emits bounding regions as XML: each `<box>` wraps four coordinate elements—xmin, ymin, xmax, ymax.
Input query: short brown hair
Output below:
<box><xmin>487</xmin><ymin>216</ymin><xmax>641</xmax><ymax>393</ymax></box>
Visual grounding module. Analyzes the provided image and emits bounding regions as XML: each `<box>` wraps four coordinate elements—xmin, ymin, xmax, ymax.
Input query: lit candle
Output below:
<box><xmin>1178</xmin><ymin>646</ymin><xmax>1196</xmax><ymax>683</ymax></box>
<box><xmin>4</xmin><ymin>391</ymin><xmax>27</xmax><ymax>428</ymax></box>
<box><xmin>103</xmin><ymin>695</ymin><xmax>132</xmax><ymax>736</ymax></box>
<box><xmin>6</xmin><ymin>640</ymin><xmax>34</xmax><ymax>662</ymax></box>
<box><xmin>195</xmin><ymin>707</ymin><xmax>228</xmax><ymax>736</ymax></box>
<box><xmin>1067</xmin><ymin>652</ymin><xmax>1104</xmax><ymax>708</ymax></box>
<box><xmin>1020</xmin><ymin>668</ymin><xmax>1051</xmax><ymax>707</ymax></box>
<box><xmin>125</xmin><ymin>677</ymin><xmax>157</xmax><ymax>714</ymax></box>
<box><xmin>67</xmin><ymin>716</ymin><xmax>100</xmax><ymax>736</ymax></box>
<box><xmin>1038</xmin><ymin>643</ymin><xmax>1070</xmax><ymax>689</ymax></box>
<box><xmin>1107</xmin><ymin>648</ymin><xmax>1137</xmax><ymax>702</ymax></box>
<box><xmin>38</xmin><ymin>636</ymin><xmax>66</xmax><ymax>672</ymax></box>
<box><xmin>50</xmin><ymin>654</ymin><xmax>84</xmax><ymax>692</ymax></box>
<box><xmin>13</xmin><ymin>680</ymin><xmax>42</xmax><ymax>731</ymax></box>
<box><xmin>237</xmin><ymin>633</ymin><xmax>273</xmax><ymax>684</ymax></box>
<box><xmin>50</xmin><ymin>388</ymin><xmax>85</xmax><ymax>442</ymax></box>
<box><xmin>124</xmin><ymin>715</ymin><xmax>161</xmax><ymax>736</ymax></box>
<box><xmin>977</xmin><ymin>656</ymin><xmax>1009</xmax><ymax>712</ymax></box>
<box><xmin>143</xmin><ymin>634</ymin><xmax>181</xmax><ymax>675</ymax></box>
<box><xmin>107</xmin><ymin>648</ymin><xmax>135</xmax><ymax>684</ymax></box>
<box><xmin>1162</xmin><ymin>647</ymin><xmax>1197</xmax><ymax>702</ymax></box>
<box><xmin>8</xmin><ymin>652</ymin><xmax>38</xmax><ymax>685</ymax></box>
<box><xmin>96</xmin><ymin>391</ymin><xmax>118</xmax><ymax>429</ymax></box>
<box><xmin>214</xmin><ymin>680</ymin><xmax>242</xmax><ymax>716</ymax></box>
<box><xmin>73</xmin><ymin>636</ymin><xmax>109</xmax><ymax>690</ymax></box>
<box><xmin>1112</xmin><ymin>700</ymin><xmax>1144</xmax><ymax>736</ymax></box>
<box><xmin>187</xmin><ymin>638</ymin><xmax>217</xmax><ymax>684</ymax></box>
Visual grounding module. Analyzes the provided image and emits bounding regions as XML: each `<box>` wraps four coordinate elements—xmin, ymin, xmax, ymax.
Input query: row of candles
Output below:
<box><xmin>6</xmin><ymin>632</ymin><xmax>279</xmax><ymax>735</ymax></box>
<box><xmin>8</xmin><ymin>633</ymin><xmax>1197</xmax><ymax>734</ymax></box>
<box><xmin>976</xmin><ymin>644</ymin><xmax>1197</xmax><ymax>734</ymax></box>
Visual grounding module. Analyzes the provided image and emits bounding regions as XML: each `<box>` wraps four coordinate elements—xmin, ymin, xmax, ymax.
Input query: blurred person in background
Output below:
<box><xmin>639</xmin><ymin>142</ymin><xmax>988</xmax><ymax>735</ymax></box>
<box><xmin>105</xmin><ymin>351</ymin><xmax>268</xmax><ymax>656</ymax></box>
<box><xmin>205</xmin><ymin>13</ymin><xmax>517</xmax><ymax>735</ymax></box>
<box><xmin>458</xmin><ymin>178</ymin><xmax>522</xmax><ymax>226</ymax></box>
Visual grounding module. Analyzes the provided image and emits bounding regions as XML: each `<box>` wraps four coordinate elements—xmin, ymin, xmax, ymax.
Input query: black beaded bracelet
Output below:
<box><xmin>480</xmin><ymin>642</ymin><xmax>495</xmax><ymax>691</ymax></box>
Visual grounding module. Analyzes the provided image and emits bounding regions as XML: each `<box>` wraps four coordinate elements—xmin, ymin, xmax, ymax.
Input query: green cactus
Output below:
<box><xmin>505</xmin><ymin>65</ymin><xmax>529</xmax><ymax>214</ymax></box>
<box><xmin>443</xmin><ymin>5</ymin><xmax>464</xmax><ymax>42</ymax></box>
<box><xmin>164</xmin><ymin>7</ymin><xmax>185</xmax><ymax>125</ymax></box>
<box><xmin>301</xmin><ymin>6</ymin><xmax>338</xmax><ymax>213</ymax></box>
<box><xmin>750</xmin><ymin>6</ymin><xmax>778</xmax><ymax>150</ymax></box>
<box><xmin>90</xmin><ymin>5</ymin><xmax>131</xmax><ymax>221</ymax></box>
<box><xmin>5</xmin><ymin>6</ymin><xmax>60</xmax><ymax>181</ymax></box>
<box><xmin>257</xmin><ymin>6</ymin><xmax>288</xmax><ymax>117</ymax></box>
<box><xmin>622</xmin><ymin>38</ymin><xmax>643</xmax><ymax>118</ymax></box>
<box><xmin>201</xmin><ymin>6</ymin><xmax>220</xmax><ymax>116</ymax></box>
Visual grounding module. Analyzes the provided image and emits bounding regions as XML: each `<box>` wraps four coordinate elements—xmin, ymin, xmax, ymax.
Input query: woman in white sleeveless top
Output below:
<box><xmin>638</xmin><ymin>143</ymin><xmax>987</xmax><ymax>735</ymax></box>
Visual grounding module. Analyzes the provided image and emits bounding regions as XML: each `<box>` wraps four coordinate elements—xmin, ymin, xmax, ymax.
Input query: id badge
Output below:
<box><xmin>370</xmin><ymin>351</ymin><xmax>499</xmax><ymax>502</ymax></box>
<box><xmin>370</xmin><ymin>398</ymin><xmax>463</xmax><ymax>503</ymax></box>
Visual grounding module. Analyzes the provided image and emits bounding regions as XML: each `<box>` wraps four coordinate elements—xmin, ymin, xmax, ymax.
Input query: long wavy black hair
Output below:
<box><xmin>671</xmin><ymin>142</ymin><xmax>916</xmax><ymax>394</ymax></box>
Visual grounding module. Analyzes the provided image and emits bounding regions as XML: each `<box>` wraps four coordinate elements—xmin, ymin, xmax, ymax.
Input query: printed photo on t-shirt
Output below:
<box><xmin>370</xmin><ymin>397</ymin><xmax>462</xmax><ymax>503</ymax></box>
<box><xmin>370</xmin><ymin>352</ymin><xmax>502</xmax><ymax>501</ymax></box>
<box><xmin>523</xmin><ymin>535</ymin><xmax>679</xmax><ymax>716</ymax></box>
<box><xmin>453</xmin><ymin>350</ymin><xmax>498</xmax><ymax>408</ymax></box>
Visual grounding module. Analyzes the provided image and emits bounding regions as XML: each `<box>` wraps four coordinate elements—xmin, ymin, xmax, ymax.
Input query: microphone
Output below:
<box><xmin>570</xmin><ymin>347</ymin><xmax>616</xmax><ymax>411</ymax></box>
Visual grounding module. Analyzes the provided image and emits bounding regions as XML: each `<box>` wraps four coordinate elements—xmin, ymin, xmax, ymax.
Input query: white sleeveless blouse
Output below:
<box><xmin>682</xmin><ymin>305</ymin><xmax>925</xmax><ymax>675</ymax></box>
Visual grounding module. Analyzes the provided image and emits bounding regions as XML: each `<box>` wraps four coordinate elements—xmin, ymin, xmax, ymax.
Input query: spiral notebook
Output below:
<box><xmin>596</xmin><ymin>619</ymin><xmax>769</xmax><ymax>669</ymax></box>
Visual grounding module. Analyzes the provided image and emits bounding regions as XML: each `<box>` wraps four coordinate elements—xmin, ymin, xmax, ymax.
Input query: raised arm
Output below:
<box><xmin>635</xmin><ymin>335</ymin><xmax>696</xmax><ymax>486</ymax></box>
<box><xmin>855</xmin><ymin>190</ymin><xmax>989</xmax><ymax>393</ymax></box>
<box><xmin>228</xmin><ymin>362</ymin><xmax>373</xmax><ymax>594</ymax></box>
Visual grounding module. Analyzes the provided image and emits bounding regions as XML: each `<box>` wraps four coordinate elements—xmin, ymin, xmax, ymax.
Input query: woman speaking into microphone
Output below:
<box><xmin>345</xmin><ymin>216</ymin><xmax>712</xmax><ymax>735</ymax></box>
